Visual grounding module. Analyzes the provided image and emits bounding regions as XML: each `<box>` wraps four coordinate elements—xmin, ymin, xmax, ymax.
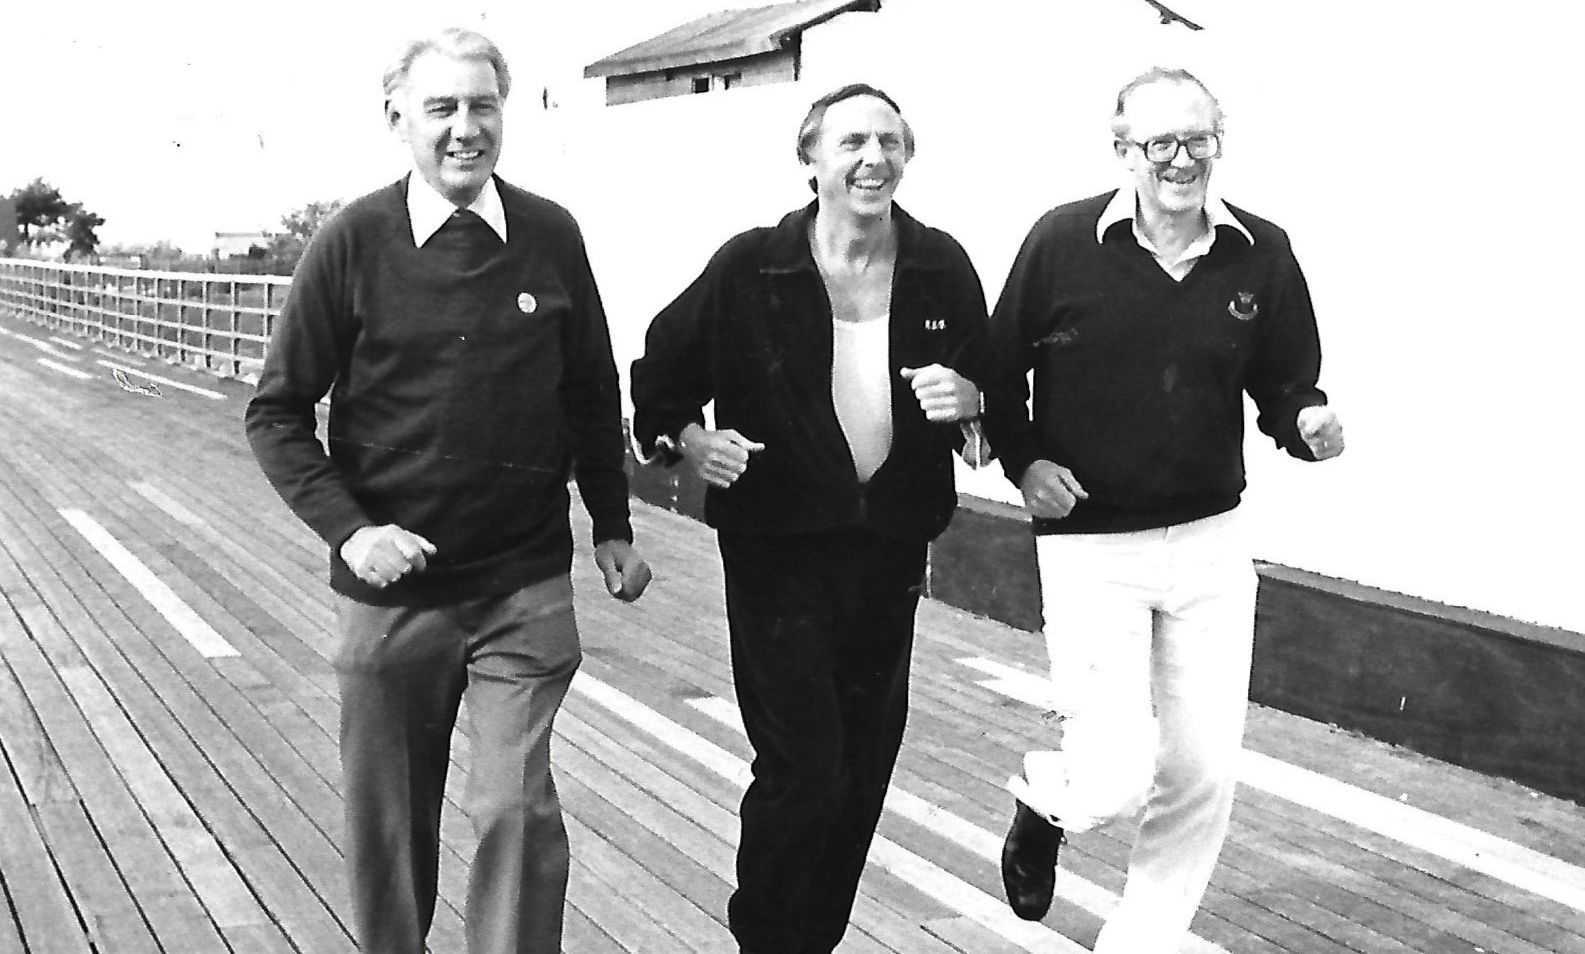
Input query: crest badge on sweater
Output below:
<box><xmin>1227</xmin><ymin>291</ymin><xmax>1259</xmax><ymax>321</ymax></box>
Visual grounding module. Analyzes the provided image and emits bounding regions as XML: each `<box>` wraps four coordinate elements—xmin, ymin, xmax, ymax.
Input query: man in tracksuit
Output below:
<box><xmin>630</xmin><ymin>84</ymin><xmax>991</xmax><ymax>954</ymax></box>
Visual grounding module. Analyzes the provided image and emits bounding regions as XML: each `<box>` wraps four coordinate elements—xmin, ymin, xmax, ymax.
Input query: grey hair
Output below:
<box><xmin>1109</xmin><ymin>67</ymin><xmax>1223</xmax><ymax>139</ymax></box>
<box><xmin>383</xmin><ymin>28</ymin><xmax>512</xmax><ymax>104</ymax></box>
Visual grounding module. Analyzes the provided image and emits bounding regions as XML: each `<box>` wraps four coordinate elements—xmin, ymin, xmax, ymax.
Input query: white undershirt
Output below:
<box><xmin>831</xmin><ymin>316</ymin><xmax>892</xmax><ymax>483</ymax></box>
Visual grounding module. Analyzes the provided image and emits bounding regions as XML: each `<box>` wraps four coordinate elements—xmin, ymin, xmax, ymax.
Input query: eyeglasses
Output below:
<box><xmin>1122</xmin><ymin>133</ymin><xmax>1221</xmax><ymax>164</ymax></box>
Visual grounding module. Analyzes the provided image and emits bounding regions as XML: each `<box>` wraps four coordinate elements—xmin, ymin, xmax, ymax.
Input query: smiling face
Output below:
<box><xmin>387</xmin><ymin>51</ymin><xmax>504</xmax><ymax>207</ymax></box>
<box><xmin>802</xmin><ymin>94</ymin><xmax>911</xmax><ymax>222</ymax></box>
<box><xmin>1115</xmin><ymin>79</ymin><xmax>1220</xmax><ymax>221</ymax></box>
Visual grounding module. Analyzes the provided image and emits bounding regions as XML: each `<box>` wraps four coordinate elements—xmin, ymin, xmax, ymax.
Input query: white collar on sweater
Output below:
<box><xmin>1094</xmin><ymin>186</ymin><xmax>1253</xmax><ymax>247</ymax></box>
<box><xmin>406</xmin><ymin>174</ymin><xmax>507</xmax><ymax>247</ymax></box>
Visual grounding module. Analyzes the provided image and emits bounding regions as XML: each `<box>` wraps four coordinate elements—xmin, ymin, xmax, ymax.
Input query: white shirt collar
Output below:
<box><xmin>1095</xmin><ymin>187</ymin><xmax>1254</xmax><ymax>247</ymax></box>
<box><xmin>406</xmin><ymin>174</ymin><xmax>508</xmax><ymax>247</ymax></box>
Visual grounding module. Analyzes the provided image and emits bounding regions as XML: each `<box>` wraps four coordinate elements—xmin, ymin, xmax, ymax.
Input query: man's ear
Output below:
<box><xmin>385</xmin><ymin>99</ymin><xmax>403</xmax><ymax>134</ymax></box>
<box><xmin>1112</xmin><ymin>138</ymin><xmax>1130</xmax><ymax>159</ymax></box>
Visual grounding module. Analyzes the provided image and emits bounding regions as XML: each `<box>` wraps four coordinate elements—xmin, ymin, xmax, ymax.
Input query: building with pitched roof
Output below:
<box><xmin>583</xmin><ymin>0</ymin><xmax>879</xmax><ymax>105</ymax></box>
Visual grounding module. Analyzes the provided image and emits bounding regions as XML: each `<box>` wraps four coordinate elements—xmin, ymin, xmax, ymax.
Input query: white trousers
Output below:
<box><xmin>1012</xmin><ymin>510</ymin><xmax>1257</xmax><ymax>954</ymax></box>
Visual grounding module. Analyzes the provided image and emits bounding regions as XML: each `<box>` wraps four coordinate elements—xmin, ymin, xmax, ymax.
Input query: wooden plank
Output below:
<box><xmin>0</xmin><ymin>583</ymin><xmax>143</xmax><ymax>954</ymax></box>
<box><xmin>0</xmin><ymin>614</ymin><xmax>75</xmax><ymax>809</ymax></box>
<box><xmin>561</xmin><ymin>707</ymin><xmax>905</xmax><ymax>954</ymax></box>
<box><xmin>0</xmin><ymin>570</ymin><xmax>230</xmax><ymax>954</ymax></box>
<box><xmin>13</xmin><ymin>408</ymin><xmax>345</xmax><ymax>748</ymax></box>
<box><xmin>10</xmin><ymin>484</ymin><xmax>472</xmax><ymax>950</ymax></box>
<box><xmin>1243</xmin><ymin>703</ymin><xmax>1585</xmax><ymax>865</ymax></box>
<box><xmin>568</xmin><ymin>809</ymin><xmax>717</xmax><ymax>953</ymax></box>
<box><xmin>3</xmin><ymin>518</ymin><xmax>265</xmax><ymax>937</ymax></box>
<box><xmin>0</xmin><ymin>476</ymin><xmax>342</xmax><ymax>953</ymax></box>
<box><xmin>54</xmin><ymin>664</ymin><xmax>263</xmax><ymax>929</ymax></box>
<box><xmin>33</xmin><ymin>799</ymin><xmax>163</xmax><ymax>954</ymax></box>
<box><xmin>924</xmin><ymin>914</ymin><xmax>1052</xmax><ymax>954</ymax></box>
<box><xmin>0</xmin><ymin>410</ymin><xmax>510</xmax><ymax>950</ymax></box>
<box><xmin>6</xmin><ymin>418</ymin><xmax>341</xmax><ymax>748</ymax></box>
<box><xmin>0</xmin><ymin>879</ymin><xmax>26</xmax><ymax>954</ymax></box>
<box><xmin>56</xmin><ymin>508</ymin><xmax>237</xmax><ymax>659</ymax></box>
<box><xmin>0</xmin><ymin>699</ymin><xmax>92</xmax><ymax>954</ymax></box>
<box><xmin>566</xmin><ymin>670</ymin><xmax>1092</xmax><ymax>954</ymax></box>
<box><xmin>559</xmin><ymin>744</ymin><xmax>734</xmax><ymax>934</ymax></box>
<box><xmin>570</xmin><ymin>702</ymin><xmax>895</xmax><ymax>953</ymax></box>
<box><xmin>569</xmin><ymin>594</ymin><xmax>1128</xmax><ymax>931</ymax></box>
<box><xmin>563</xmin><ymin>903</ymin><xmax>626</xmax><ymax>954</ymax></box>
<box><xmin>564</xmin><ymin>836</ymin><xmax>694</xmax><ymax>954</ymax></box>
<box><xmin>1239</xmin><ymin>788</ymin><xmax>1585</xmax><ymax>952</ymax></box>
<box><xmin>1232</xmin><ymin>799</ymin><xmax>1566</xmax><ymax>954</ymax></box>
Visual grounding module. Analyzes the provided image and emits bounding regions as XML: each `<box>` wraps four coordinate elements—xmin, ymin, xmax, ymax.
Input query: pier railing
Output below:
<box><xmin>0</xmin><ymin>258</ymin><xmax>289</xmax><ymax>381</ymax></box>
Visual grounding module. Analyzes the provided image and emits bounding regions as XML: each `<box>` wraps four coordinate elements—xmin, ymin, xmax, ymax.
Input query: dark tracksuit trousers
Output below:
<box><xmin>719</xmin><ymin>528</ymin><xmax>927</xmax><ymax>954</ymax></box>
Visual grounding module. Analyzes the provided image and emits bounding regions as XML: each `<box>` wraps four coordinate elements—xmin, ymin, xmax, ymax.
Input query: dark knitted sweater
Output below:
<box><xmin>982</xmin><ymin>190</ymin><xmax>1328</xmax><ymax>535</ymax></box>
<box><xmin>245</xmin><ymin>176</ymin><xmax>632</xmax><ymax>605</ymax></box>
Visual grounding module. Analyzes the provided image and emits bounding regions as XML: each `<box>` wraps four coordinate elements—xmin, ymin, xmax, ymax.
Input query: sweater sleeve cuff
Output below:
<box><xmin>590</xmin><ymin>514</ymin><xmax>635</xmax><ymax>546</ymax></box>
<box><xmin>1271</xmin><ymin>394</ymin><xmax>1328</xmax><ymax>460</ymax></box>
<box><xmin>631</xmin><ymin>427</ymin><xmax>683</xmax><ymax>467</ymax></box>
<box><xmin>995</xmin><ymin>439</ymin><xmax>1042</xmax><ymax>487</ymax></box>
<box><xmin>314</xmin><ymin>511</ymin><xmax>375</xmax><ymax>557</ymax></box>
<box><xmin>634</xmin><ymin>412</ymin><xmax>701</xmax><ymax>467</ymax></box>
<box><xmin>576</xmin><ymin>468</ymin><xmax>635</xmax><ymax>546</ymax></box>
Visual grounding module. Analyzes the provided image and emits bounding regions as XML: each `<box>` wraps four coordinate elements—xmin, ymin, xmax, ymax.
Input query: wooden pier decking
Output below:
<box><xmin>1</xmin><ymin>310</ymin><xmax>1582</xmax><ymax>953</ymax></box>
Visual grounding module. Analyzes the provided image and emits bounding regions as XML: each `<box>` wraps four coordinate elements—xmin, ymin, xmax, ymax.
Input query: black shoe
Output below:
<box><xmin>1000</xmin><ymin>801</ymin><xmax>1064</xmax><ymax>921</ymax></box>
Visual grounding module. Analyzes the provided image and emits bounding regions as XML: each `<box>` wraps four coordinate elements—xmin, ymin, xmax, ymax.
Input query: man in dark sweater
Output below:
<box><xmin>631</xmin><ymin>85</ymin><xmax>990</xmax><ymax>954</ymax></box>
<box><xmin>983</xmin><ymin>68</ymin><xmax>1345</xmax><ymax>952</ymax></box>
<box><xmin>244</xmin><ymin>28</ymin><xmax>649</xmax><ymax>954</ymax></box>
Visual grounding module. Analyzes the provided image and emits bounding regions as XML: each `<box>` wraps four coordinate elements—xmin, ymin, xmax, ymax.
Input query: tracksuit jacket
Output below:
<box><xmin>631</xmin><ymin>202</ymin><xmax>990</xmax><ymax>544</ymax></box>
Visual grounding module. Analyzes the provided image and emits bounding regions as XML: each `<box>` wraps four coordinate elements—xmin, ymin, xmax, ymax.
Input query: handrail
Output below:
<box><xmin>0</xmin><ymin>257</ymin><xmax>290</xmax><ymax>381</ymax></box>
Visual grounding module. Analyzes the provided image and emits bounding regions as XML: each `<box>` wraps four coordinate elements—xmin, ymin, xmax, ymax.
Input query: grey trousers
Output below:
<box><xmin>334</xmin><ymin>575</ymin><xmax>581</xmax><ymax>954</ymax></box>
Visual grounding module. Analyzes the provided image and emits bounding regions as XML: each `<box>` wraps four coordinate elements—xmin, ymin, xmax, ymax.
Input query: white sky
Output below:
<box><xmin>1</xmin><ymin>0</ymin><xmax>744</xmax><ymax>250</ymax></box>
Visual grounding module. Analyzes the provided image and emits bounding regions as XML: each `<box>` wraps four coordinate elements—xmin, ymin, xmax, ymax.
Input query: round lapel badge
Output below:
<box><xmin>517</xmin><ymin>292</ymin><xmax>538</xmax><ymax>314</ymax></box>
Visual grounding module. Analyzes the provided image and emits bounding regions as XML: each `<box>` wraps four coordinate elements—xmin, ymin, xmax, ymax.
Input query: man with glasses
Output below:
<box><xmin>982</xmin><ymin>67</ymin><xmax>1344</xmax><ymax>952</ymax></box>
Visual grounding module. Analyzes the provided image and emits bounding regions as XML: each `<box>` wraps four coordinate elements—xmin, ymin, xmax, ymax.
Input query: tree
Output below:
<box><xmin>63</xmin><ymin>203</ymin><xmax>106</xmax><ymax>262</ymax></box>
<box><xmin>9</xmin><ymin>178</ymin><xmax>72</xmax><ymax>245</ymax></box>
<box><xmin>3</xmin><ymin>179</ymin><xmax>105</xmax><ymax>259</ymax></box>
<box><xmin>0</xmin><ymin>197</ymin><xmax>16</xmax><ymax>254</ymax></box>
<box><xmin>266</xmin><ymin>198</ymin><xmax>344</xmax><ymax>274</ymax></box>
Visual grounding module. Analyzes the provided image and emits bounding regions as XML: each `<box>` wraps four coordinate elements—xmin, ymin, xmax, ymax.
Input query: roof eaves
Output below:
<box><xmin>584</xmin><ymin>37</ymin><xmax>785</xmax><ymax>79</ymax></box>
<box><xmin>583</xmin><ymin>0</ymin><xmax>880</xmax><ymax>79</ymax></box>
<box><xmin>766</xmin><ymin>0</ymin><xmax>879</xmax><ymax>45</ymax></box>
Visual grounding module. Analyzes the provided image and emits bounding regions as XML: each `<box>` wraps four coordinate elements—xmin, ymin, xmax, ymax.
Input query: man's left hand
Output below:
<box><xmin>1297</xmin><ymin>405</ymin><xmax>1345</xmax><ymax>460</ymax></box>
<box><xmin>594</xmin><ymin>539</ymin><xmax>652</xmax><ymax>602</ymax></box>
<box><xmin>901</xmin><ymin>364</ymin><xmax>980</xmax><ymax>422</ymax></box>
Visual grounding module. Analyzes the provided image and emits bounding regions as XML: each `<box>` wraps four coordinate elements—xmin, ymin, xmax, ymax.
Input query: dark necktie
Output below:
<box><xmin>446</xmin><ymin>208</ymin><xmax>499</xmax><ymax>246</ymax></box>
<box><xmin>428</xmin><ymin>208</ymin><xmax>500</xmax><ymax>271</ymax></box>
